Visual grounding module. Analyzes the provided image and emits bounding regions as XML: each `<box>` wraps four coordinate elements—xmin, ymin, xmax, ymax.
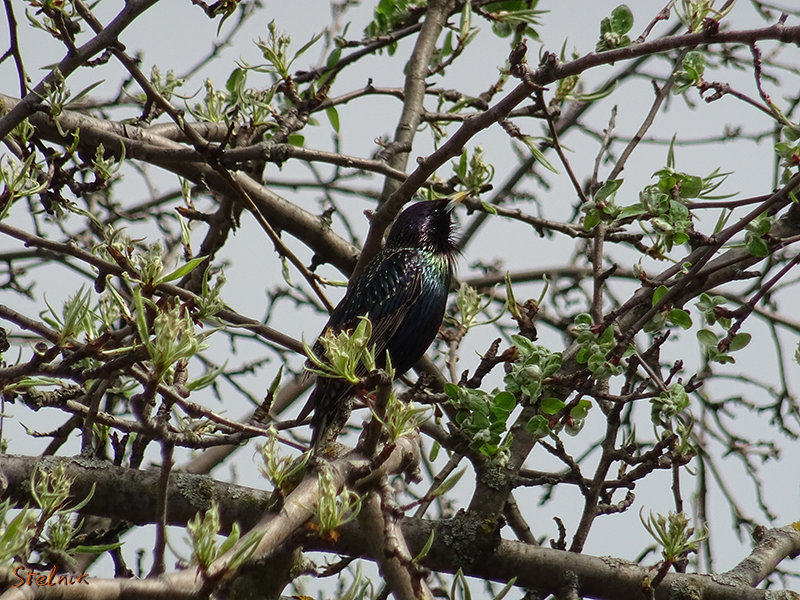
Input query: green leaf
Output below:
<box><xmin>429</xmin><ymin>440</ymin><xmax>441</xmax><ymax>462</ymax></box>
<box><xmin>65</xmin><ymin>79</ymin><xmax>105</xmax><ymax>108</ymax></box>
<box><xmin>782</xmin><ymin>124</ymin><xmax>800</xmax><ymax>141</ymax></box>
<box><xmin>5</xmin><ymin>506</ymin><xmax>33</xmax><ymax>542</ymax></box>
<box><xmin>587</xmin><ymin>354</ymin><xmax>606</xmax><ymax>372</ymax></box>
<box><xmin>413</xmin><ymin>530</ymin><xmax>436</xmax><ymax>563</ymax></box>
<box><xmin>643</xmin><ymin>312</ymin><xmax>667</xmax><ymax>334</ymax></box>
<box><xmin>610</xmin><ymin>4</ymin><xmax>634</xmax><ymax>34</ymax></box>
<box><xmin>746</xmin><ymin>235</ymin><xmax>769</xmax><ymax>257</ymax></box>
<box><xmin>281</xmin><ymin>256</ymin><xmax>294</xmax><ymax>287</ymax></box>
<box><xmin>156</xmin><ymin>256</ymin><xmax>207</xmax><ymax>285</ymax></box>
<box><xmin>490</xmin><ymin>577</ymin><xmax>518</xmax><ymax>600</ymax></box>
<box><xmin>481</xmin><ymin>201</ymin><xmax>498</xmax><ymax>215</ymax></box>
<box><xmin>326</xmin><ymin>47</ymin><xmax>342</xmax><ymax>69</ymax></box>
<box><xmin>652</xmin><ymin>285</ymin><xmax>669</xmax><ymax>306</ymax></box>
<box><xmin>682</xmin><ymin>51</ymin><xmax>706</xmax><ymax>80</ymax></box>
<box><xmin>749</xmin><ymin>213</ymin><xmax>772</xmax><ymax>236</ymax></box>
<box><xmin>432</xmin><ymin>467</ymin><xmax>466</xmax><ymax>498</ymax></box>
<box><xmin>541</xmin><ymin>397</ymin><xmax>565</xmax><ymax>415</ymax></box>
<box><xmin>225</xmin><ymin>68</ymin><xmax>247</xmax><ymax>97</ymax></box>
<box><xmin>287</xmin><ymin>133</ymin><xmax>305</xmax><ymax>147</ymax></box>
<box><xmin>456</xmin><ymin>149</ymin><xmax>468</xmax><ymax>180</ymax></box>
<box><xmin>218</xmin><ymin>522</ymin><xmax>241</xmax><ymax>555</ymax></box>
<box><xmin>583</xmin><ymin>211</ymin><xmax>601</xmax><ymax>231</ymax></box>
<box><xmin>570</xmin><ymin>398</ymin><xmax>592</xmax><ymax>421</ymax></box>
<box><xmin>600</xmin><ymin>15</ymin><xmax>612</xmax><ymax>36</ymax></box>
<box><xmin>594</xmin><ymin>178</ymin><xmax>623</xmax><ymax>203</ymax></box>
<box><xmin>459</xmin><ymin>0</ymin><xmax>472</xmax><ymax>39</ymax></box>
<box><xmin>696</xmin><ymin>329</ymin><xmax>718</xmax><ymax>347</ymax></box>
<box><xmin>186</xmin><ymin>361</ymin><xmax>228</xmax><ymax>392</ymax></box>
<box><xmin>521</xmin><ymin>137</ymin><xmax>559</xmax><ymax>174</ymax></box>
<box><xmin>72</xmin><ymin>541</ymin><xmax>123</xmax><ymax>554</ymax></box>
<box><xmin>729</xmin><ymin>333</ymin><xmax>751</xmax><ymax>352</ymax></box>
<box><xmin>511</xmin><ymin>334</ymin><xmax>537</xmax><ymax>354</ymax></box>
<box><xmin>668</xmin><ymin>308</ymin><xmax>693</xmax><ymax>330</ymax></box>
<box><xmin>572</xmin><ymin>80</ymin><xmax>618</xmax><ymax>102</ymax></box>
<box><xmin>227</xmin><ymin>529</ymin><xmax>265</xmax><ymax>571</ymax></box>
<box><xmin>444</xmin><ymin>382</ymin><xmax>460</xmax><ymax>399</ymax></box>
<box><xmin>325</xmin><ymin>106</ymin><xmax>340</xmax><ymax>133</ymax></box>
<box><xmin>618</xmin><ymin>205</ymin><xmax>648</xmax><ymax>220</ymax></box>
<box><xmin>678</xmin><ymin>175</ymin><xmax>703</xmax><ymax>198</ymax></box>
<box><xmin>526</xmin><ymin>415</ymin><xmax>550</xmax><ymax>439</ymax></box>
<box><xmin>66</xmin><ymin>482</ymin><xmax>97</xmax><ymax>512</ymax></box>
<box><xmin>295</xmin><ymin>31</ymin><xmax>325</xmax><ymax>61</ymax></box>
<box><xmin>774</xmin><ymin>141</ymin><xmax>797</xmax><ymax>158</ymax></box>
<box><xmin>598</xmin><ymin>325</ymin><xmax>615</xmax><ymax>345</ymax></box>
<box><xmin>493</xmin><ymin>391</ymin><xmax>516</xmax><ymax>412</ymax></box>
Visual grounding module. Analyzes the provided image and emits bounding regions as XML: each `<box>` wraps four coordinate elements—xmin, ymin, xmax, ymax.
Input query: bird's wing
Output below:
<box><xmin>321</xmin><ymin>247</ymin><xmax>423</xmax><ymax>366</ymax></box>
<box><xmin>295</xmin><ymin>249</ymin><xmax>422</xmax><ymax>424</ymax></box>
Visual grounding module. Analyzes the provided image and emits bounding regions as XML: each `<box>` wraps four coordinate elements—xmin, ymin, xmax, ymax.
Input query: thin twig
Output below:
<box><xmin>537</xmin><ymin>89</ymin><xmax>589</xmax><ymax>206</ymax></box>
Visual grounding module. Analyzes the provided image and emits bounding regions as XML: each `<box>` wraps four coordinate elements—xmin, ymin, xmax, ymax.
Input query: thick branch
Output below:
<box><xmin>722</xmin><ymin>526</ymin><xmax>800</xmax><ymax>587</ymax></box>
<box><xmin>4</xmin><ymin>454</ymin><xmax>798</xmax><ymax>600</ymax></box>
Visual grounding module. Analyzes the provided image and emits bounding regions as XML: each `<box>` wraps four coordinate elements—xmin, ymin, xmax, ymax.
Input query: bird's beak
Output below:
<box><xmin>445</xmin><ymin>190</ymin><xmax>470</xmax><ymax>212</ymax></box>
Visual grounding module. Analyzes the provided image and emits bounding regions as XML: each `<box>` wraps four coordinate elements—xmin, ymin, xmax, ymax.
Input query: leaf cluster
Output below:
<box><xmin>641</xmin><ymin>510</ymin><xmax>708</xmax><ymax>563</ymax></box>
<box><xmin>304</xmin><ymin>316</ymin><xmax>388</xmax><ymax>384</ymax></box>
<box><xmin>573</xmin><ymin>314</ymin><xmax>622</xmax><ymax>380</ymax></box>
<box><xmin>372</xmin><ymin>392</ymin><xmax>431</xmax><ymax>444</ymax></box>
<box><xmin>0</xmin><ymin>464</ymin><xmax>115</xmax><ymax>567</ymax></box>
<box><xmin>185</xmin><ymin>501</ymin><xmax>261</xmax><ymax>574</ymax></box>
<box><xmin>312</xmin><ymin>468</ymin><xmax>364</xmax><ymax>541</ymax></box>
<box><xmin>618</xmin><ymin>156</ymin><xmax>731</xmax><ymax>256</ymax></box>
<box><xmin>480</xmin><ymin>0</ymin><xmax>544</xmax><ymax>41</ymax></box>
<box><xmin>674</xmin><ymin>51</ymin><xmax>707</xmax><ymax>95</ymax></box>
<box><xmin>504</xmin><ymin>334</ymin><xmax>562</xmax><ymax>400</ymax></box>
<box><xmin>445</xmin><ymin>383</ymin><xmax>515</xmax><ymax>461</ymax></box>
<box><xmin>596</xmin><ymin>4</ymin><xmax>633</xmax><ymax>52</ymax></box>
<box><xmin>645</xmin><ymin>285</ymin><xmax>693</xmax><ymax>334</ymax></box>
<box><xmin>695</xmin><ymin>293</ymin><xmax>751</xmax><ymax>364</ymax></box>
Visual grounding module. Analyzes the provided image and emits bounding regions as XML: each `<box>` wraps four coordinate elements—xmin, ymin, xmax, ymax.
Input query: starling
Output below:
<box><xmin>299</xmin><ymin>197</ymin><xmax>460</xmax><ymax>450</ymax></box>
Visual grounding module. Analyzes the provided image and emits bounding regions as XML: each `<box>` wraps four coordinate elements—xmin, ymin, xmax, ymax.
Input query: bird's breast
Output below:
<box><xmin>386</xmin><ymin>252</ymin><xmax>452</xmax><ymax>374</ymax></box>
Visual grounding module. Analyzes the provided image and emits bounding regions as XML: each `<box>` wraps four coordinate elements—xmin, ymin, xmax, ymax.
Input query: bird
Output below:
<box><xmin>298</xmin><ymin>196</ymin><xmax>462</xmax><ymax>451</ymax></box>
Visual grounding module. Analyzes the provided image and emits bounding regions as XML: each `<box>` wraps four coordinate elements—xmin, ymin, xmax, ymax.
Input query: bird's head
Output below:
<box><xmin>386</xmin><ymin>194</ymin><xmax>465</xmax><ymax>255</ymax></box>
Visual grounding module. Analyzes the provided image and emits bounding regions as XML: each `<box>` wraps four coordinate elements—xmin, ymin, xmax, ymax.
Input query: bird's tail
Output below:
<box><xmin>306</xmin><ymin>377</ymin><xmax>354</xmax><ymax>452</ymax></box>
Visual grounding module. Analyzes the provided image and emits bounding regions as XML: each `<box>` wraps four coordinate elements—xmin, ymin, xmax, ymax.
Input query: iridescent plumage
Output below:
<box><xmin>300</xmin><ymin>198</ymin><xmax>459</xmax><ymax>450</ymax></box>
